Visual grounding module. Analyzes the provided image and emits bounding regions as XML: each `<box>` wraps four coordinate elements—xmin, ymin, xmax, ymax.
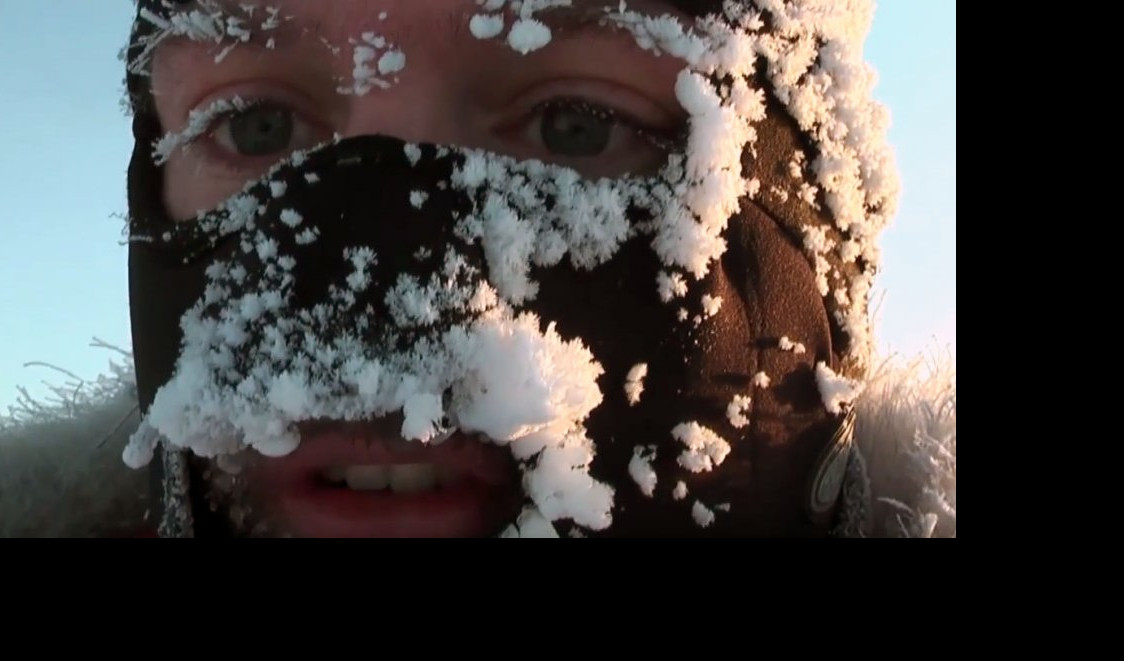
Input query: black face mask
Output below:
<box><xmin>125</xmin><ymin>0</ymin><xmax>877</xmax><ymax>537</ymax></box>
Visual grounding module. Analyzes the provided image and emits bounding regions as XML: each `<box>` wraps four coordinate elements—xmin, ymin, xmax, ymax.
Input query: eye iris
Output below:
<box><xmin>541</xmin><ymin>104</ymin><xmax>612</xmax><ymax>157</ymax></box>
<box><xmin>229</xmin><ymin>106</ymin><xmax>293</xmax><ymax>156</ymax></box>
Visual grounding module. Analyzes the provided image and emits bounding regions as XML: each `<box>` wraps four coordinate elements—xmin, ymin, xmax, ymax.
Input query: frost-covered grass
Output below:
<box><xmin>0</xmin><ymin>342</ymin><xmax>150</xmax><ymax>537</ymax></box>
<box><xmin>855</xmin><ymin>349</ymin><xmax>956</xmax><ymax>538</ymax></box>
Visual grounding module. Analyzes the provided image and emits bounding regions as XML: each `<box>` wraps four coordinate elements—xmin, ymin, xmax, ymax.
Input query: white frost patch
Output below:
<box><xmin>672</xmin><ymin>422</ymin><xmax>730</xmax><ymax>473</ymax></box>
<box><xmin>672</xmin><ymin>480</ymin><xmax>688</xmax><ymax>501</ymax></box>
<box><xmin>269</xmin><ymin>181</ymin><xmax>288</xmax><ymax>198</ymax></box>
<box><xmin>778</xmin><ymin>336</ymin><xmax>806</xmax><ymax>354</ymax></box>
<box><xmin>377</xmin><ymin>49</ymin><xmax>406</xmax><ymax>75</ymax></box>
<box><xmin>657</xmin><ymin>271</ymin><xmax>688</xmax><ymax>302</ymax></box>
<box><xmin>401</xmin><ymin>392</ymin><xmax>445</xmax><ymax>443</ymax></box>
<box><xmin>340</xmin><ymin>32</ymin><xmax>401</xmax><ymax>95</ymax></box>
<box><xmin>628</xmin><ymin>445</ymin><xmax>658</xmax><ymax>497</ymax></box>
<box><xmin>295</xmin><ymin>227</ymin><xmax>319</xmax><ymax>245</ymax></box>
<box><xmin>691</xmin><ymin>501</ymin><xmax>715</xmax><ymax>528</ymax></box>
<box><xmin>470</xmin><ymin>14</ymin><xmax>505</xmax><ymax>39</ymax></box>
<box><xmin>507</xmin><ymin>19</ymin><xmax>552</xmax><ymax>54</ymax></box>
<box><xmin>501</xmin><ymin>506</ymin><xmax>560</xmax><ymax>538</ymax></box>
<box><xmin>279</xmin><ymin>209</ymin><xmax>303</xmax><ymax>228</ymax></box>
<box><xmin>403</xmin><ymin>143</ymin><xmax>422</xmax><ymax>166</ymax></box>
<box><xmin>623</xmin><ymin>363</ymin><xmax>648</xmax><ymax>406</ymax></box>
<box><xmin>714</xmin><ymin>502</ymin><xmax>731</xmax><ymax>512</ymax></box>
<box><xmin>814</xmin><ymin>362</ymin><xmax>863</xmax><ymax>415</ymax></box>
<box><xmin>304</xmin><ymin>173</ymin><xmax>320</xmax><ymax>184</ymax></box>
<box><xmin>410</xmin><ymin>190</ymin><xmax>429</xmax><ymax>209</ymax></box>
<box><xmin>726</xmin><ymin>394</ymin><xmax>751</xmax><ymax>429</ymax></box>
<box><xmin>752</xmin><ymin>371</ymin><xmax>771</xmax><ymax>388</ymax></box>
<box><xmin>701</xmin><ymin>294</ymin><xmax>723</xmax><ymax>317</ymax></box>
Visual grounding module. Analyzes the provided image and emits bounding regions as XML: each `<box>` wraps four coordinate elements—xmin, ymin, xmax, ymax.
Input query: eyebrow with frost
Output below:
<box><xmin>150</xmin><ymin>0</ymin><xmax>693</xmax><ymax>145</ymax></box>
<box><xmin>147</xmin><ymin>0</ymin><xmax>692</xmax><ymax>74</ymax></box>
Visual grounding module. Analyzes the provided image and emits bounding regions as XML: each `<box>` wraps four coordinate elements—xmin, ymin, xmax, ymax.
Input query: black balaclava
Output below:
<box><xmin>123</xmin><ymin>0</ymin><xmax>898</xmax><ymax>537</ymax></box>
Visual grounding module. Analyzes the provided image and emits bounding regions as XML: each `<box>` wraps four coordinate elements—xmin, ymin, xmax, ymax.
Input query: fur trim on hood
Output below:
<box><xmin>1</xmin><ymin>354</ymin><xmax>955</xmax><ymax>538</ymax></box>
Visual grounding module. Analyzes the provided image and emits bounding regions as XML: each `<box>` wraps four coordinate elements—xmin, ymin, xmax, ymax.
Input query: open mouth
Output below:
<box><xmin>251</xmin><ymin>419</ymin><xmax>523</xmax><ymax>537</ymax></box>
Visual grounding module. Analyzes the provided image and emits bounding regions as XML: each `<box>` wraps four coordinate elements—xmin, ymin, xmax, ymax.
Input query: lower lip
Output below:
<box><xmin>277</xmin><ymin>479</ymin><xmax>518</xmax><ymax>538</ymax></box>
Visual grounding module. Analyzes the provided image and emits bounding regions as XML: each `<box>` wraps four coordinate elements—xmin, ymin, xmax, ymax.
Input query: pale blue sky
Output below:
<box><xmin>0</xmin><ymin>1</ymin><xmax>955</xmax><ymax>411</ymax></box>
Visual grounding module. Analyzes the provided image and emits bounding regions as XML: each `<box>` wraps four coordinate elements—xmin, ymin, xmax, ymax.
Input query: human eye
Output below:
<box><xmin>196</xmin><ymin>97</ymin><xmax>331</xmax><ymax>175</ymax></box>
<box><xmin>497</xmin><ymin>84</ymin><xmax>684</xmax><ymax>178</ymax></box>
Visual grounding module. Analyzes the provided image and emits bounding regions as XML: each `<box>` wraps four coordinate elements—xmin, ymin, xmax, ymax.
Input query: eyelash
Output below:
<box><xmin>529</xmin><ymin>97</ymin><xmax>684</xmax><ymax>152</ymax></box>
<box><xmin>190</xmin><ymin>92</ymin><xmax>684</xmax><ymax>172</ymax></box>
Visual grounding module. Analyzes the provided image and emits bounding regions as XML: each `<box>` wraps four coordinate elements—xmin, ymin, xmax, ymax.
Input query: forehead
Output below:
<box><xmin>148</xmin><ymin>0</ymin><xmax>694</xmax><ymax>110</ymax></box>
<box><xmin>159</xmin><ymin>0</ymin><xmax>689</xmax><ymax>50</ymax></box>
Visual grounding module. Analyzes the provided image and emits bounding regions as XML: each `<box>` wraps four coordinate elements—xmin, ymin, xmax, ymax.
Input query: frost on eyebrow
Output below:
<box><xmin>338</xmin><ymin>31</ymin><xmax>407</xmax><ymax>96</ymax></box>
<box><xmin>129</xmin><ymin>1</ymin><xmax>289</xmax><ymax>76</ymax></box>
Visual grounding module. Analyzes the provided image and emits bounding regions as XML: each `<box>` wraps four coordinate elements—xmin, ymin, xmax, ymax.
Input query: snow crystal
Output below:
<box><xmin>778</xmin><ymin>336</ymin><xmax>806</xmax><ymax>354</ymax></box>
<box><xmin>403</xmin><ymin>143</ymin><xmax>422</xmax><ymax>166</ymax></box>
<box><xmin>623</xmin><ymin>363</ymin><xmax>648</xmax><ymax>406</ymax></box>
<box><xmin>672</xmin><ymin>480</ymin><xmax>688</xmax><ymax>501</ymax></box>
<box><xmin>295</xmin><ymin>227</ymin><xmax>319</xmax><ymax>245</ymax></box>
<box><xmin>377</xmin><ymin>50</ymin><xmax>406</xmax><ymax>75</ymax></box>
<box><xmin>501</xmin><ymin>507</ymin><xmax>560</xmax><ymax>538</ymax></box>
<box><xmin>752</xmin><ymin>371</ymin><xmax>771</xmax><ymax>388</ymax></box>
<box><xmin>673</xmin><ymin>422</ymin><xmax>730</xmax><ymax>473</ymax></box>
<box><xmin>279</xmin><ymin>209</ymin><xmax>303</xmax><ymax>228</ymax></box>
<box><xmin>691</xmin><ymin>501</ymin><xmax>715</xmax><ymax>528</ymax></box>
<box><xmin>269</xmin><ymin>181</ymin><xmax>288</xmax><ymax>198</ymax></box>
<box><xmin>726</xmin><ymin>394</ymin><xmax>750</xmax><ymax>429</ymax></box>
<box><xmin>657</xmin><ymin>271</ymin><xmax>688</xmax><ymax>302</ymax></box>
<box><xmin>628</xmin><ymin>445</ymin><xmax>658</xmax><ymax>497</ymax></box>
<box><xmin>814</xmin><ymin>362</ymin><xmax>863</xmax><ymax>415</ymax></box>
<box><xmin>507</xmin><ymin>19</ymin><xmax>552</xmax><ymax>54</ymax></box>
<box><xmin>401</xmin><ymin>392</ymin><xmax>445</xmax><ymax>442</ymax></box>
<box><xmin>701</xmin><ymin>294</ymin><xmax>722</xmax><ymax>317</ymax></box>
<box><xmin>470</xmin><ymin>14</ymin><xmax>505</xmax><ymax>39</ymax></box>
<box><xmin>410</xmin><ymin>190</ymin><xmax>429</xmax><ymax>209</ymax></box>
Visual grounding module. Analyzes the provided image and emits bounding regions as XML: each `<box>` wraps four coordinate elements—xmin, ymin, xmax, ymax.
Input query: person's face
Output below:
<box><xmin>152</xmin><ymin>0</ymin><xmax>689</xmax><ymax>220</ymax></box>
<box><xmin>147</xmin><ymin>0</ymin><xmax>703</xmax><ymax>537</ymax></box>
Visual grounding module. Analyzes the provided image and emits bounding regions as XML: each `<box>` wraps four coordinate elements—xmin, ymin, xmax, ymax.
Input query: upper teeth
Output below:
<box><xmin>330</xmin><ymin>464</ymin><xmax>461</xmax><ymax>493</ymax></box>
